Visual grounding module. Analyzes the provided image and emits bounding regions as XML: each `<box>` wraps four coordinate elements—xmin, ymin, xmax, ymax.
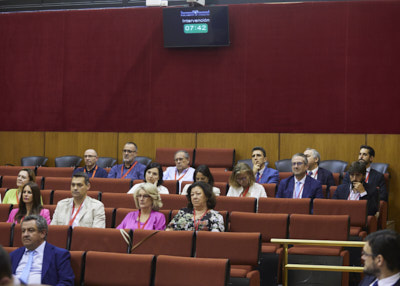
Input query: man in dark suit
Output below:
<box><xmin>359</xmin><ymin>229</ymin><xmax>400</xmax><ymax>286</ymax></box>
<box><xmin>304</xmin><ymin>148</ymin><xmax>335</xmax><ymax>188</ymax></box>
<box><xmin>276</xmin><ymin>153</ymin><xmax>324</xmax><ymax>199</ymax></box>
<box><xmin>333</xmin><ymin>161</ymin><xmax>379</xmax><ymax>216</ymax></box>
<box><xmin>343</xmin><ymin>145</ymin><xmax>387</xmax><ymax>201</ymax></box>
<box><xmin>10</xmin><ymin>215</ymin><xmax>74</xmax><ymax>285</ymax></box>
<box><xmin>251</xmin><ymin>146</ymin><xmax>279</xmax><ymax>184</ymax></box>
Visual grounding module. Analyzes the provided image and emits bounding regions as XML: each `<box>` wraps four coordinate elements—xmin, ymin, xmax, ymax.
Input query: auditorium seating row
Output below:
<box><xmin>1</xmin><ymin>213</ymin><xmax>353</xmax><ymax>285</ymax></box>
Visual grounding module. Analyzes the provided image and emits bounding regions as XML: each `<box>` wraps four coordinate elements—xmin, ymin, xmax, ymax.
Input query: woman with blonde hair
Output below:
<box><xmin>227</xmin><ymin>163</ymin><xmax>267</xmax><ymax>199</ymax></box>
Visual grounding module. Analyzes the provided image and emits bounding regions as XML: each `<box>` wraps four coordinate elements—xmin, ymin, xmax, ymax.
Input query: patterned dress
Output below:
<box><xmin>167</xmin><ymin>208</ymin><xmax>224</xmax><ymax>232</ymax></box>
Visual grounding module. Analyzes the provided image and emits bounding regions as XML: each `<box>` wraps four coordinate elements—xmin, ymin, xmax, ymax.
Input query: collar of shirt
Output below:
<box><xmin>371</xmin><ymin>272</ymin><xmax>400</xmax><ymax>286</ymax></box>
<box><xmin>294</xmin><ymin>175</ymin><xmax>306</xmax><ymax>185</ymax></box>
<box><xmin>310</xmin><ymin>166</ymin><xmax>319</xmax><ymax>178</ymax></box>
<box><xmin>258</xmin><ymin>166</ymin><xmax>266</xmax><ymax>177</ymax></box>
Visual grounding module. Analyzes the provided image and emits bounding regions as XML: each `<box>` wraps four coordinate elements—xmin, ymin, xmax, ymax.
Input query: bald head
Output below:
<box><xmin>84</xmin><ymin>149</ymin><xmax>98</xmax><ymax>170</ymax></box>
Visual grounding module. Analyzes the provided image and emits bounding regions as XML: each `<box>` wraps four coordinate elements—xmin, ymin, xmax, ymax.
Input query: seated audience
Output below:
<box><xmin>73</xmin><ymin>149</ymin><xmax>108</xmax><ymax>178</ymax></box>
<box><xmin>117</xmin><ymin>183</ymin><xmax>166</xmax><ymax>230</ymax></box>
<box><xmin>2</xmin><ymin>169</ymin><xmax>36</xmax><ymax>205</ymax></box>
<box><xmin>51</xmin><ymin>172</ymin><xmax>105</xmax><ymax>228</ymax></box>
<box><xmin>333</xmin><ymin>161</ymin><xmax>379</xmax><ymax>216</ymax></box>
<box><xmin>181</xmin><ymin>165</ymin><xmax>220</xmax><ymax>196</ymax></box>
<box><xmin>166</xmin><ymin>181</ymin><xmax>224</xmax><ymax>232</ymax></box>
<box><xmin>163</xmin><ymin>150</ymin><xmax>195</xmax><ymax>192</ymax></box>
<box><xmin>128</xmin><ymin>162</ymin><xmax>169</xmax><ymax>194</ymax></box>
<box><xmin>276</xmin><ymin>153</ymin><xmax>324</xmax><ymax>199</ymax></box>
<box><xmin>6</xmin><ymin>182</ymin><xmax>51</xmax><ymax>225</ymax></box>
<box><xmin>227</xmin><ymin>163</ymin><xmax>267</xmax><ymax>199</ymax></box>
<box><xmin>251</xmin><ymin>146</ymin><xmax>279</xmax><ymax>184</ymax></box>
<box><xmin>10</xmin><ymin>215</ymin><xmax>74</xmax><ymax>285</ymax></box>
<box><xmin>108</xmin><ymin>142</ymin><xmax>146</xmax><ymax>180</ymax></box>
<box><xmin>303</xmin><ymin>148</ymin><xmax>335</xmax><ymax>188</ymax></box>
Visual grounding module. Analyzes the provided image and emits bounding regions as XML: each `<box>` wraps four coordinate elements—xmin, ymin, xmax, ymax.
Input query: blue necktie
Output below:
<box><xmin>20</xmin><ymin>250</ymin><xmax>34</xmax><ymax>284</ymax></box>
<box><xmin>256</xmin><ymin>172</ymin><xmax>260</xmax><ymax>182</ymax></box>
<box><xmin>372</xmin><ymin>280</ymin><xmax>378</xmax><ymax>286</ymax></box>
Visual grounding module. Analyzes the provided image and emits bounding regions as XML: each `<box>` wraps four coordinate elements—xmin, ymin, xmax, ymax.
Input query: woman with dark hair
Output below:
<box><xmin>2</xmin><ymin>168</ymin><xmax>36</xmax><ymax>205</ymax></box>
<box><xmin>166</xmin><ymin>181</ymin><xmax>224</xmax><ymax>232</ymax></box>
<box><xmin>128</xmin><ymin>162</ymin><xmax>169</xmax><ymax>194</ymax></box>
<box><xmin>6</xmin><ymin>182</ymin><xmax>51</xmax><ymax>224</ymax></box>
<box><xmin>181</xmin><ymin>165</ymin><xmax>220</xmax><ymax>196</ymax></box>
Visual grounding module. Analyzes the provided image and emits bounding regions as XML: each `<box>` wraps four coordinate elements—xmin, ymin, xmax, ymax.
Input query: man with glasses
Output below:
<box><xmin>163</xmin><ymin>150</ymin><xmax>195</xmax><ymax>192</ymax></box>
<box><xmin>359</xmin><ymin>229</ymin><xmax>400</xmax><ymax>286</ymax></box>
<box><xmin>276</xmin><ymin>153</ymin><xmax>324</xmax><ymax>199</ymax></box>
<box><xmin>73</xmin><ymin>149</ymin><xmax>108</xmax><ymax>178</ymax></box>
<box><xmin>108</xmin><ymin>142</ymin><xmax>146</xmax><ymax>180</ymax></box>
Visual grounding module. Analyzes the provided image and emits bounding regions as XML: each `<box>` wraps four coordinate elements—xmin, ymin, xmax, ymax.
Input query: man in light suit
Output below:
<box><xmin>343</xmin><ymin>145</ymin><xmax>387</xmax><ymax>201</ymax></box>
<box><xmin>10</xmin><ymin>215</ymin><xmax>74</xmax><ymax>285</ymax></box>
<box><xmin>276</xmin><ymin>153</ymin><xmax>324</xmax><ymax>199</ymax></box>
<box><xmin>51</xmin><ymin>172</ymin><xmax>105</xmax><ymax>228</ymax></box>
<box><xmin>251</xmin><ymin>147</ymin><xmax>279</xmax><ymax>184</ymax></box>
<box><xmin>304</xmin><ymin>148</ymin><xmax>335</xmax><ymax>188</ymax></box>
<box><xmin>359</xmin><ymin>229</ymin><xmax>400</xmax><ymax>286</ymax></box>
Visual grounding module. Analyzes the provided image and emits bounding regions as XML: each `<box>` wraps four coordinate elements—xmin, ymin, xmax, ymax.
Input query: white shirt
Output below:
<box><xmin>227</xmin><ymin>183</ymin><xmax>267</xmax><ymax>199</ymax></box>
<box><xmin>348</xmin><ymin>185</ymin><xmax>367</xmax><ymax>200</ymax></box>
<box><xmin>369</xmin><ymin>272</ymin><xmax>400</xmax><ymax>286</ymax></box>
<box><xmin>15</xmin><ymin>241</ymin><xmax>46</xmax><ymax>285</ymax></box>
<box><xmin>308</xmin><ymin>167</ymin><xmax>319</xmax><ymax>179</ymax></box>
<box><xmin>181</xmin><ymin>184</ymin><xmax>220</xmax><ymax>196</ymax></box>
<box><xmin>127</xmin><ymin>182</ymin><xmax>169</xmax><ymax>194</ymax></box>
<box><xmin>163</xmin><ymin>167</ymin><xmax>195</xmax><ymax>191</ymax></box>
<box><xmin>293</xmin><ymin>176</ymin><xmax>306</xmax><ymax>199</ymax></box>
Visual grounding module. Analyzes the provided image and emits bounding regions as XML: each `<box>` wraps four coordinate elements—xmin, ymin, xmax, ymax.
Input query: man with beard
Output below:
<box><xmin>108</xmin><ymin>142</ymin><xmax>146</xmax><ymax>180</ymax></box>
<box><xmin>343</xmin><ymin>145</ymin><xmax>387</xmax><ymax>201</ymax></box>
<box><xmin>359</xmin><ymin>229</ymin><xmax>400</xmax><ymax>286</ymax></box>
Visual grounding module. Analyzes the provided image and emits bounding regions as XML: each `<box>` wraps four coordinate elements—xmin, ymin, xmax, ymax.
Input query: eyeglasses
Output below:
<box><xmin>123</xmin><ymin>149</ymin><xmax>136</xmax><ymax>154</ymax></box>
<box><xmin>361</xmin><ymin>251</ymin><xmax>374</xmax><ymax>257</ymax></box>
<box><xmin>292</xmin><ymin>162</ymin><xmax>304</xmax><ymax>166</ymax></box>
<box><xmin>174</xmin><ymin>157</ymin><xmax>186</xmax><ymax>162</ymax></box>
<box><xmin>137</xmin><ymin>194</ymin><xmax>150</xmax><ymax>199</ymax></box>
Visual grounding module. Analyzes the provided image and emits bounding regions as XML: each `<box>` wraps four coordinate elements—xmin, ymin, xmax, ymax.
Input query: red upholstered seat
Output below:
<box><xmin>258</xmin><ymin>198</ymin><xmax>310</xmax><ymax>214</ymax></box>
<box><xmin>156</xmin><ymin>148</ymin><xmax>195</xmax><ymax>167</ymax></box>
<box><xmin>194</xmin><ymin>148</ymin><xmax>235</xmax><ymax>170</ymax></box>
<box><xmin>37</xmin><ymin>167</ymin><xmax>74</xmax><ymax>177</ymax></box>
<box><xmin>89</xmin><ymin>177</ymin><xmax>132</xmax><ymax>193</ymax></box>
<box><xmin>215</xmin><ymin>196</ymin><xmax>257</xmax><ymax>213</ymax></box>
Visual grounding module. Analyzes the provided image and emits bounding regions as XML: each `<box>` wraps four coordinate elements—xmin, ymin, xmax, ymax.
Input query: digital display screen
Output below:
<box><xmin>163</xmin><ymin>6</ymin><xmax>230</xmax><ymax>48</ymax></box>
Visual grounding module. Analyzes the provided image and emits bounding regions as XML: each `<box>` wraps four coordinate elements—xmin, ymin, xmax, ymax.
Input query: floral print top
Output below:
<box><xmin>167</xmin><ymin>208</ymin><xmax>224</xmax><ymax>232</ymax></box>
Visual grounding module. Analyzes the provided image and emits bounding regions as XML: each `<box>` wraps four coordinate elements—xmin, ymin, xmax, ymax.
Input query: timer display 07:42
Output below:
<box><xmin>183</xmin><ymin>24</ymin><xmax>208</xmax><ymax>34</ymax></box>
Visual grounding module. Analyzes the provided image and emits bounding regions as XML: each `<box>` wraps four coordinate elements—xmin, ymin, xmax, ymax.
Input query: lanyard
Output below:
<box><xmin>16</xmin><ymin>190</ymin><xmax>20</xmax><ymax>204</ymax></box>
<box><xmin>121</xmin><ymin>162</ymin><xmax>137</xmax><ymax>179</ymax></box>
<box><xmin>137</xmin><ymin>210</ymin><xmax>150</xmax><ymax>229</ymax></box>
<box><xmin>365</xmin><ymin>172</ymin><xmax>369</xmax><ymax>183</ymax></box>
<box><xmin>69</xmin><ymin>203</ymin><xmax>83</xmax><ymax>226</ymax></box>
<box><xmin>240</xmin><ymin>186</ymin><xmax>250</xmax><ymax>197</ymax></box>
<box><xmin>293</xmin><ymin>183</ymin><xmax>305</xmax><ymax>199</ymax></box>
<box><xmin>175</xmin><ymin>168</ymin><xmax>189</xmax><ymax>181</ymax></box>
<box><xmin>193</xmin><ymin>209</ymin><xmax>208</xmax><ymax>231</ymax></box>
<box><xmin>84</xmin><ymin>165</ymin><xmax>98</xmax><ymax>178</ymax></box>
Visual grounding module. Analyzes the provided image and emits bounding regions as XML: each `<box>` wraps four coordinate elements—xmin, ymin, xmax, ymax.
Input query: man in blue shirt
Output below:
<box><xmin>108</xmin><ymin>142</ymin><xmax>145</xmax><ymax>180</ymax></box>
<box><xmin>73</xmin><ymin>149</ymin><xmax>108</xmax><ymax>178</ymax></box>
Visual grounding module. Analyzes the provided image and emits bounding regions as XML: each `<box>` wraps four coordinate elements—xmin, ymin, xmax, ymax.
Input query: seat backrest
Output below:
<box><xmin>70</xmin><ymin>227</ymin><xmax>131</xmax><ymax>253</ymax></box>
<box><xmin>237</xmin><ymin>159</ymin><xmax>253</xmax><ymax>169</ymax></box>
<box><xmin>229</xmin><ymin>212</ymin><xmax>289</xmax><ymax>243</ymax></box>
<box><xmin>131</xmin><ymin>229</ymin><xmax>195</xmax><ymax>257</ymax></box>
<box><xmin>0</xmin><ymin>166</ymin><xmax>35</xmax><ymax>177</ymax></box>
<box><xmin>135</xmin><ymin>156</ymin><xmax>152</xmax><ymax>167</ymax></box>
<box><xmin>96</xmin><ymin>157</ymin><xmax>117</xmax><ymax>168</ymax></box>
<box><xmin>194</xmin><ymin>148</ymin><xmax>235</xmax><ymax>170</ymax></box>
<box><xmin>328</xmin><ymin>186</ymin><xmax>337</xmax><ymax>199</ymax></box>
<box><xmin>278</xmin><ymin>172</ymin><xmax>293</xmax><ymax>182</ymax></box>
<box><xmin>40</xmin><ymin>189</ymin><xmax>53</xmax><ymax>205</ymax></box>
<box><xmin>319</xmin><ymin>160</ymin><xmax>348</xmax><ymax>173</ymax></box>
<box><xmin>52</xmin><ymin>190</ymin><xmax>100</xmax><ymax>205</ymax></box>
<box><xmin>289</xmin><ymin>214</ymin><xmax>349</xmax><ymax>241</ymax></box>
<box><xmin>332</xmin><ymin>172</ymin><xmax>340</xmax><ymax>185</ymax></box>
<box><xmin>114</xmin><ymin>208</ymin><xmax>171</xmax><ymax>228</ymax></box>
<box><xmin>370</xmin><ymin>162</ymin><xmax>389</xmax><ymax>174</ymax></box>
<box><xmin>21</xmin><ymin>156</ymin><xmax>48</xmax><ymax>167</ymax></box>
<box><xmin>159</xmin><ymin>194</ymin><xmax>187</xmax><ymax>210</ymax></box>
<box><xmin>55</xmin><ymin>156</ymin><xmax>82</xmax><ymax>167</ymax></box>
<box><xmin>274</xmin><ymin>159</ymin><xmax>292</xmax><ymax>172</ymax></box>
<box><xmin>215</xmin><ymin>196</ymin><xmax>256</xmax><ymax>213</ymax></box>
<box><xmin>89</xmin><ymin>178</ymin><xmax>132</xmax><ymax>193</ymax></box>
<box><xmin>84</xmin><ymin>251</ymin><xmax>155</xmax><ymax>286</ymax></box>
<box><xmin>1</xmin><ymin>175</ymin><xmax>43</xmax><ymax>189</ymax></box>
<box><xmin>162</xmin><ymin>180</ymin><xmax>178</xmax><ymax>194</ymax></box>
<box><xmin>156</xmin><ymin>148</ymin><xmax>195</xmax><ymax>167</ymax></box>
<box><xmin>212</xmin><ymin>171</ymin><xmax>232</xmax><ymax>183</ymax></box>
<box><xmin>257</xmin><ymin>198</ymin><xmax>311</xmax><ymax>214</ymax></box>
<box><xmin>104</xmin><ymin>207</ymin><xmax>116</xmax><ymax>228</ymax></box>
<box><xmin>0</xmin><ymin>204</ymin><xmax>13</xmax><ymax>222</ymax></box>
<box><xmin>214</xmin><ymin>182</ymin><xmax>228</xmax><ymax>196</ymax></box>
<box><xmin>42</xmin><ymin>204</ymin><xmax>57</xmax><ymax>221</ymax></box>
<box><xmin>261</xmin><ymin>183</ymin><xmax>277</xmax><ymax>198</ymax></box>
<box><xmin>37</xmin><ymin>167</ymin><xmax>74</xmax><ymax>178</ymax></box>
<box><xmin>154</xmin><ymin>255</ymin><xmax>230</xmax><ymax>286</ymax></box>
<box><xmin>69</xmin><ymin>251</ymin><xmax>85</xmax><ymax>286</ymax></box>
<box><xmin>0</xmin><ymin>222</ymin><xmax>13</xmax><ymax>246</ymax></box>
<box><xmin>313</xmin><ymin>199</ymin><xmax>367</xmax><ymax>228</ymax></box>
<box><xmin>196</xmin><ymin>232</ymin><xmax>261</xmax><ymax>267</ymax></box>
<box><xmin>101</xmin><ymin>193</ymin><xmax>135</xmax><ymax>208</ymax></box>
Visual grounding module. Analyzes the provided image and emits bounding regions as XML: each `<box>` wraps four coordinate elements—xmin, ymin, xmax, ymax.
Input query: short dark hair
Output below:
<box><xmin>252</xmin><ymin>147</ymin><xmax>266</xmax><ymax>157</ymax></box>
<box><xmin>16</xmin><ymin>182</ymin><xmax>43</xmax><ymax>223</ymax></box>
<box><xmin>144</xmin><ymin>162</ymin><xmax>164</xmax><ymax>186</ymax></box>
<box><xmin>186</xmin><ymin>181</ymin><xmax>216</xmax><ymax>209</ymax></box>
<box><xmin>72</xmin><ymin>171</ymin><xmax>90</xmax><ymax>185</ymax></box>
<box><xmin>348</xmin><ymin>161</ymin><xmax>367</xmax><ymax>176</ymax></box>
<box><xmin>193</xmin><ymin>165</ymin><xmax>214</xmax><ymax>186</ymax></box>
<box><xmin>360</xmin><ymin>145</ymin><xmax>375</xmax><ymax>157</ymax></box>
<box><xmin>366</xmin><ymin>229</ymin><xmax>400</xmax><ymax>272</ymax></box>
<box><xmin>125</xmin><ymin>142</ymin><xmax>138</xmax><ymax>151</ymax></box>
<box><xmin>0</xmin><ymin>245</ymin><xmax>12</xmax><ymax>281</ymax></box>
<box><xmin>22</xmin><ymin>214</ymin><xmax>48</xmax><ymax>237</ymax></box>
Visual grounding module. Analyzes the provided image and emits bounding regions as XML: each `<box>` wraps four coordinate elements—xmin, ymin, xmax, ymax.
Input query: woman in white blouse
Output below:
<box><xmin>128</xmin><ymin>162</ymin><xmax>169</xmax><ymax>194</ymax></box>
<box><xmin>227</xmin><ymin>163</ymin><xmax>267</xmax><ymax>199</ymax></box>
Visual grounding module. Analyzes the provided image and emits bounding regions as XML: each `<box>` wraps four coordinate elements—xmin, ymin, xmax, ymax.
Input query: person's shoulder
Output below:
<box><xmin>46</xmin><ymin>242</ymin><xmax>70</xmax><ymax>256</ymax></box>
<box><xmin>86</xmin><ymin>196</ymin><xmax>104</xmax><ymax>207</ymax></box>
<box><xmin>266</xmin><ymin>167</ymin><xmax>279</xmax><ymax>174</ymax></box>
<box><xmin>319</xmin><ymin>167</ymin><xmax>333</xmax><ymax>175</ymax></box>
<box><xmin>158</xmin><ymin>185</ymin><xmax>170</xmax><ymax>194</ymax></box>
<box><xmin>10</xmin><ymin>246</ymin><xmax>25</xmax><ymax>256</ymax></box>
<box><xmin>56</xmin><ymin>198</ymin><xmax>73</xmax><ymax>205</ymax></box>
<box><xmin>280</xmin><ymin>175</ymin><xmax>294</xmax><ymax>184</ymax></box>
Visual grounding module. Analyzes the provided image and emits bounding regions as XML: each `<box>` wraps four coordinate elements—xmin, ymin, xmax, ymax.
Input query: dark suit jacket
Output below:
<box><xmin>10</xmin><ymin>242</ymin><xmax>74</xmax><ymax>286</ymax></box>
<box><xmin>258</xmin><ymin>167</ymin><xmax>279</xmax><ymax>184</ymax></box>
<box><xmin>343</xmin><ymin>168</ymin><xmax>387</xmax><ymax>201</ymax></box>
<box><xmin>315</xmin><ymin>167</ymin><xmax>335</xmax><ymax>187</ymax></box>
<box><xmin>332</xmin><ymin>182</ymin><xmax>379</xmax><ymax>215</ymax></box>
<box><xmin>276</xmin><ymin>175</ymin><xmax>324</xmax><ymax>199</ymax></box>
<box><xmin>359</xmin><ymin>274</ymin><xmax>400</xmax><ymax>286</ymax></box>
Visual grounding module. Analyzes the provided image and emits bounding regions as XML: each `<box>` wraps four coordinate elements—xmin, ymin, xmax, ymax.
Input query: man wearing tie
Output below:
<box><xmin>276</xmin><ymin>153</ymin><xmax>324</xmax><ymax>199</ymax></box>
<box><xmin>10</xmin><ymin>215</ymin><xmax>74</xmax><ymax>285</ymax></box>
<box><xmin>303</xmin><ymin>148</ymin><xmax>335</xmax><ymax>188</ymax></box>
<box><xmin>359</xmin><ymin>229</ymin><xmax>400</xmax><ymax>286</ymax></box>
<box><xmin>251</xmin><ymin>147</ymin><xmax>279</xmax><ymax>184</ymax></box>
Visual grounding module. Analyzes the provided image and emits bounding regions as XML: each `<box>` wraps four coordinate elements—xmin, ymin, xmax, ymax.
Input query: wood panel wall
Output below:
<box><xmin>0</xmin><ymin>131</ymin><xmax>398</xmax><ymax>231</ymax></box>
